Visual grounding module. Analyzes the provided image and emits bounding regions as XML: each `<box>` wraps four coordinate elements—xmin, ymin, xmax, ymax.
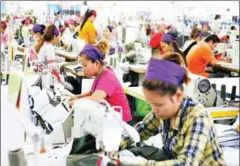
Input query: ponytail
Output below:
<box><xmin>80</xmin><ymin>9</ymin><xmax>96</xmax><ymax>30</ymax></box>
<box><xmin>34</xmin><ymin>37</ymin><xmax>44</xmax><ymax>53</ymax></box>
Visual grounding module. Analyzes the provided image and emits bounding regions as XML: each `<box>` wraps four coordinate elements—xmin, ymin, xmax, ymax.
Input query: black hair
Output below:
<box><xmin>204</xmin><ymin>34</ymin><xmax>220</xmax><ymax>43</ymax></box>
<box><xmin>39</xmin><ymin>25</ymin><xmax>46</xmax><ymax>35</ymax></box>
<box><xmin>214</xmin><ymin>14</ymin><xmax>221</xmax><ymax>20</ymax></box>
<box><xmin>146</xmin><ymin>27</ymin><xmax>151</xmax><ymax>36</ymax></box>
<box><xmin>80</xmin><ymin>9</ymin><xmax>96</xmax><ymax>30</ymax></box>
<box><xmin>55</xmin><ymin>11</ymin><xmax>61</xmax><ymax>16</ymax></box>
<box><xmin>230</xmin><ymin>25</ymin><xmax>235</xmax><ymax>30</ymax></box>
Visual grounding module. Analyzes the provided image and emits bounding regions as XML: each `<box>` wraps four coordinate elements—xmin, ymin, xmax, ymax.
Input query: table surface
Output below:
<box><xmin>216</xmin><ymin>62</ymin><xmax>240</xmax><ymax>73</ymax></box>
<box><xmin>55</xmin><ymin>50</ymin><xmax>78</xmax><ymax>60</ymax></box>
<box><xmin>62</xmin><ymin>64</ymin><xmax>85</xmax><ymax>77</ymax></box>
<box><xmin>124</xmin><ymin>86</ymin><xmax>239</xmax><ymax>118</ymax></box>
<box><xmin>129</xmin><ymin>64</ymin><xmax>147</xmax><ymax>74</ymax></box>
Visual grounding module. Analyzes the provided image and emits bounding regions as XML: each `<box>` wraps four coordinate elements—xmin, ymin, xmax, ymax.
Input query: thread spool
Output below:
<box><xmin>211</xmin><ymin>83</ymin><xmax>216</xmax><ymax>91</ymax></box>
<box><xmin>114</xmin><ymin>58</ymin><xmax>117</xmax><ymax>68</ymax></box>
<box><xmin>110</xmin><ymin>57</ymin><xmax>113</xmax><ymax>66</ymax></box>
<box><xmin>8</xmin><ymin>149</ymin><xmax>27</xmax><ymax>166</ymax></box>
<box><xmin>230</xmin><ymin>86</ymin><xmax>236</xmax><ymax>101</ymax></box>
<box><xmin>221</xmin><ymin>84</ymin><xmax>226</xmax><ymax>101</ymax></box>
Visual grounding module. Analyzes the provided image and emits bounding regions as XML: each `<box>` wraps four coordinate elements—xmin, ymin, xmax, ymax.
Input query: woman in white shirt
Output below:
<box><xmin>34</xmin><ymin>25</ymin><xmax>60</xmax><ymax>71</ymax></box>
<box><xmin>102</xmin><ymin>25</ymin><xmax>123</xmax><ymax>55</ymax></box>
<box><xmin>182</xmin><ymin>27</ymin><xmax>204</xmax><ymax>56</ymax></box>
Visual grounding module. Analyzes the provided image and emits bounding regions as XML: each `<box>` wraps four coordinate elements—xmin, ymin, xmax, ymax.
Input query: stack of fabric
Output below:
<box><xmin>215</xmin><ymin>123</ymin><xmax>240</xmax><ymax>148</ymax></box>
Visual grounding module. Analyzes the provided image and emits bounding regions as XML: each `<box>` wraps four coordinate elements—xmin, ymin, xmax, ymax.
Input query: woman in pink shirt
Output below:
<box><xmin>68</xmin><ymin>40</ymin><xmax>133</xmax><ymax>124</ymax></box>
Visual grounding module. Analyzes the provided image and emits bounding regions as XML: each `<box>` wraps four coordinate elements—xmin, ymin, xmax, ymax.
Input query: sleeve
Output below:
<box><xmin>87</xmin><ymin>24</ymin><xmax>97</xmax><ymax>44</ymax></box>
<box><xmin>202</xmin><ymin>48</ymin><xmax>216</xmax><ymax>63</ymax></box>
<box><xmin>155</xmin><ymin>114</ymin><xmax>211</xmax><ymax>166</ymax></box>
<box><xmin>120</xmin><ymin>112</ymin><xmax>159</xmax><ymax>149</ymax></box>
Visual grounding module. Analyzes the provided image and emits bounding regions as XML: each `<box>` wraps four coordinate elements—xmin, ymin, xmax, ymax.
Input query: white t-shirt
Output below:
<box><xmin>182</xmin><ymin>39</ymin><xmax>195</xmax><ymax>52</ymax></box>
<box><xmin>37</xmin><ymin>42</ymin><xmax>56</xmax><ymax>70</ymax></box>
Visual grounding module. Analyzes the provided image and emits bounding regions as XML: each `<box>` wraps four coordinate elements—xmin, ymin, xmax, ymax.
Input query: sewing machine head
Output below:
<box><xmin>193</xmin><ymin>78</ymin><xmax>225</xmax><ymax>107</ymax></box>
<box><xmin>73</xmin><ymin>99</ymin><xmax>123</xmax><ymax>152</ymax></box>
<box><xmin>215</xmin><ymin>43</ymin><xmax>226</xmax><ymax>54</ymax></box>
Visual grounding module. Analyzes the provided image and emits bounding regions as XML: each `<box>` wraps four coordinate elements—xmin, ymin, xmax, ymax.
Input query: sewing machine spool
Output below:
<box><xmin>198</xmin><ymin>79</ymin><xmax>211</xmax><ymax>93</ymax></box>
<box><xmin>8</xmin><ymin>149</ymin><xmax>27</xmax><ymax>166</ymax></box>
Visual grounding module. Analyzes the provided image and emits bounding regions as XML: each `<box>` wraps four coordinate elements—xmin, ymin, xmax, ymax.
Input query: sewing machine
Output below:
<box><xmin>229</xmin><ymin>41</ymin><xmax>239</xmax><ymax>65</ymax></box>
<box><xmin>72</xmin><ymin>99</ymin><xmax>123</xmax><ymax>153</ymax></box>
<box><xmin>192</xmin><ymin>77</ymin><xmax>225</xmax><ymax>107</ymax></box>
<box><xmin>28</xmin><ymin>73</ymin><xmax>73</xmax><ymax>144</ymax></box>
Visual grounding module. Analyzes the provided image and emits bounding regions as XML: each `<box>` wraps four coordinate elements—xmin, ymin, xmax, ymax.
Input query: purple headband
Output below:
<box><xmin>145</xmin><ymin>58</ymin><xmax>186</xmax><ymax>86</ymax></box>
<box><xmin>80</xmin><ymin>44</ymin><xmax>104</xmax><ymax>64</ymax></box>
<box><xmin>162</xmin><ymin>34</ymin><xmax>175</xmax><ymax>43</ymax></box>
<box><xmin>32</xmin><ymin>24</ymin><xmax>43</xmax><ymax>33</ymax></box>
<box><xmin>196</xmin><ymin>30</ymin><xmax>205</xmax><ymax>37</ymax></box>
<box><xmin>107</xmin><ymin>26</ymin><xmax>114</xmax><ymax>32</ymax></box>
<box><xmin>53</xmin><ymin>26</ymin><xmax>59</xmax><ymax>36</ymax></box>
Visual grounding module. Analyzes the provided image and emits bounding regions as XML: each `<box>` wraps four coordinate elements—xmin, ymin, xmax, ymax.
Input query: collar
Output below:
<box><xmin>171</xmin><ymin>96</ymin><xmax>189</xmax><ymax>131</ymax></box>
<box><xmin>86</xmin><ymin>20</ymin><xmax>93</xmax><ymax>24</ymax></box>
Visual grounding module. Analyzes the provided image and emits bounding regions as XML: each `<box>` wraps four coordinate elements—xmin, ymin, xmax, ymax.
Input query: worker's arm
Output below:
<box><xmin>153</xmin><ymin>115</ymin><xmax>222</xmax><ymax>166</ymax></box>
<box><xmin>209</xmin><ymin>57</ymin><xmax>232</xmax><ymax>67</ymax></box>
<box><xmin>83</xmin><ymin>90</ymin><xmax>107</xmax><ymax>101</ymax></box>
<box><xmin>69</xmin><ymin>91</ymin><xmax>92</xmax><ymax>101</ymax></box>
<box><xmin>68</xmin><ymin>90</ymin><xmax>107</xmax><ymax>106</ymax></box>
<box><xmin>120</xmin><ymin>112</ymin><xmax>160</xmax><ymax>149</ymax></box>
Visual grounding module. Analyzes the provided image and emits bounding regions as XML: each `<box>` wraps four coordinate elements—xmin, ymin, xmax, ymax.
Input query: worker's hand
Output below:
<box><xmin>68</xmin><ymin>100</ymin><xmax>75</xmax><ymax>108</ymax></box>
<box><xmin>18</xmin><ymin>47</ymin><xmax>25</xmax><ymax>52</ymax></box>
<box><xmin>63</xmin><ymin>45</ymin><xmax>68</xmax><ymax>49</ymax></box>
<box><xmin>68</xmin><ymin>95</ymin><xmax>79</xmax><ymax>101</ymax></box>
<box><xmin>224</xmin><ymin>57</ymin><xmax>232</xmax><ymax>63</ymax></box>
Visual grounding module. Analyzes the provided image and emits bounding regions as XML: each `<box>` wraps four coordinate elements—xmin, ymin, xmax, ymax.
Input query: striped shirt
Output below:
<box><xmin>120</xmin><ymin>96</ymin><xmax>226</xmax><ymax>166</ymax></box>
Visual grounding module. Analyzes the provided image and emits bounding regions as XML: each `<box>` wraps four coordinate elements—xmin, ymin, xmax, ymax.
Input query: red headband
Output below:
<box><xmin>91</xmin><ymin>10</ymin><xmax>97</xmax><ymax>17</ymax></box>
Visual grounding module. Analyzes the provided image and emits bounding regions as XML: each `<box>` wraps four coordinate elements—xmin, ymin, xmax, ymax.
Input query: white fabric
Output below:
<box><xmin>119</xmin><ymin>150</ymin><xmax>147</xmax><ymax>165</ymax></box>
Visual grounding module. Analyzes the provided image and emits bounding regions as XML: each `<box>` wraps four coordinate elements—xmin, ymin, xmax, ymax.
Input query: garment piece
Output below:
<box><xmin>127</xmin><ymin>145</ymin><xmax>169</xmax><ymax>161</ymax></box>
<box><xmin>91</xmin><ymin>67</ymin><xmax>132</xmax><ymax>122</ymax></box>
<box><xmin>120</xmin><ymin>96</ymin><xmax>226</xmax><ymax>166</ymax></box>
<box><xmin>78</xmin><ymin>20</ymin><xmax>97</xmax><ymax>44</ymax></box>
<box><xmin>186</xmin><ymin>42</ymin><xmax>216</xmax><ymax>78</ymax></box>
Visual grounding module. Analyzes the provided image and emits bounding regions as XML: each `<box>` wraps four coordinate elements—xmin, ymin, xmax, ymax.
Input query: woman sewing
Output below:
<box><xmin>102</xmin><ymin>25</ymin><xmax>123</xmax><ymax>55</ymax></box>
<box><xmin>68</xmin><ymin>40</ymin><xmax>132</xmax><ymax>124</ymax></box>
<box><xmin>120</xmin><ymin>52</ymin><xmax>226</xmax><ymax>165</ymax></box>
<box><xmin>161</xmin><ymin>32</ymin><xmax>186</xmax><ymax>65</ymax></box>
<box><xmin>34</xmin><ymin>24</ymin><xmax>60</xmax><ymax>71</ymax></box>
